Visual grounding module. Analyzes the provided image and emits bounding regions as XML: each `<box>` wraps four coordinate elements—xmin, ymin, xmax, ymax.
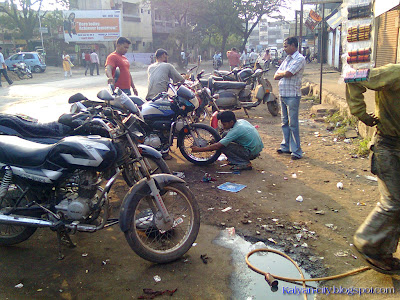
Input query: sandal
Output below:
<box><xmin>230</xmin><ymin>164</ymin><xmax>252</xmax><ymax>171</ymax></box>
<box><xmin>351</xmin><ymin>245</ymin><xmax>400</xmax><ymax>275</ymax></box>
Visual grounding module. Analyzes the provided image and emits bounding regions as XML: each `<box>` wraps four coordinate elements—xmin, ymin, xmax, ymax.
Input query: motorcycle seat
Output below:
<box><xmin>212</xmin><ymin>81</ymin><xmax>246</xmax><ymax>90</ymax></box>
<box><xmin>0</xmin><ymin>135</ymin><xmax>54</xmax><ymax>167</ymax></box>
<box><xmin>0</xmin><ymin>113</ymin><xmax>72</xmax><ymax>139</ymax></box>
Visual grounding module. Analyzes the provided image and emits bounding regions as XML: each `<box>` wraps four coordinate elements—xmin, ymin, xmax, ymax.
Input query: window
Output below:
<box><xmin>11</xmin><ymin>54</ymin><xmax>23</xmax><ymax>60</ymax></box>
<box><xmin>24</xmin><ymin>54</ymin><xmax>34</xmax><ymax>59</ymax></box>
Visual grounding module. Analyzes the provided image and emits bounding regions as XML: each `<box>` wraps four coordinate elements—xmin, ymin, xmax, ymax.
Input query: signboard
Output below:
<box><xmin>63</xmin><ymin>10</ymin><xmax>121</xmax><ymax>42</ymax></box>
<box><xmin>303</xmin><ymin>0</ymin><xmax>343</xmax><ymax>4</ymax></box>
<box><xmin>326</xmin><ymin>9</ymin><xmax>342</xmax><ymax>29</ymax></box>
<box><xmin>305</xmin><ymin>10</ymin><xmax>322</xmax><ymax>31</ymax></box>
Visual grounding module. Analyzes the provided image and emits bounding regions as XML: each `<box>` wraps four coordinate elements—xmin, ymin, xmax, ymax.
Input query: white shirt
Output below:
<box><xmin>275</xmin><ymin>51</ymin><xmax>305</xmax><ymax>97</ymax></box>
<box><xmin>0</xmin><ymin>52</ymin><xmax>5</xmax><ymax>69</ymax></box>
<box><xmin>249</xmin><ymin>52</ymin><xmax>258</xmax><ymax>63</ymax></box>
<box><xmin>90</xmin><ymin>52</ymin><xmax>99</xmax><ymax>64</ymax></box>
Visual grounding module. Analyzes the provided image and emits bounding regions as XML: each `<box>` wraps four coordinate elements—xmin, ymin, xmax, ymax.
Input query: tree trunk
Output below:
<box><xmin>221</xmin><ymin>34</ymin><xmax>228</xmax><ymax>59</ymax></box>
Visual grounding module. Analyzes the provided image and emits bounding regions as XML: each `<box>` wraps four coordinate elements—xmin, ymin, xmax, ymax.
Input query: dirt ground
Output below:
<box><xmin>1</xmin><ymin>65</ymin><xmax>397</xmax><ymax>299</ymax></box>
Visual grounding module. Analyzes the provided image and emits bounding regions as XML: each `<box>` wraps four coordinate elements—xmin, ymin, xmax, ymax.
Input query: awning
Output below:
<box><xmin>374</xmin><ymin>0</ymin><xmax>400</xmax><ymax>17</ymax></box>
<box><xmin>326</xmin><ymin>9</ymin><xmax>342</xmax><ymax>29</ymax></box>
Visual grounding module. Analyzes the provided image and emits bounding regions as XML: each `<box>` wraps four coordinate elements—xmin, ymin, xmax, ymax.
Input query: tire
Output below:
<box><xmin>267</xmin><ymin>100</ymin><xmax>279</xmax><ymax>116</ymax></box>
<box><xmin>178</xmin><ymin>123</ymin><xmax>221</xmax><ymax>166</ymax></box>
<box><xmin>16</xmin><ymin>71</ymin><xmax>24</xmax><ymax>79</ymax></box>
<box><xmin>27</xmin><ymin>71</ymin><xmax>33</xmax><ymax>79</ymax></box>
<box><xmin>33</xmin><ymin>65</ymin><xmax>42</xmax><ymax>73</ymax></box>
<box><xmin>0</xmin><ymin>180</ymin><xmax>37</xmax><ymax>245</ymax></box>
<box><xmin>124</xmin><ymin>182</ymin><xmax>200</xmax><ymax>263</ymax></box>
<box><xmin>122</xmin><ymin>155</ymin><xmax>171</xmax><ymax>187</ymax></box>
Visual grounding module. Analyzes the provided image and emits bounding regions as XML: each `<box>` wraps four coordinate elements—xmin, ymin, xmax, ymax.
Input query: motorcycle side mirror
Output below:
<box><xmin>68</xmin><ymin>93</ymin><xmax>89</xmax><ymax>104</ymax></box>
<box><xmin>97</xmin><ymin>89</ymin><xmax>114</xmax><ymax>101</ymax></box>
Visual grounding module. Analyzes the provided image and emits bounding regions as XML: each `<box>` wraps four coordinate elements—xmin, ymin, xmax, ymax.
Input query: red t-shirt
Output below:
<box><xmin>227</xmin><ymin>51</ymin><xmax>240</xmax><ymax>67</ymax></box>
<box><xmin>105</xmin><ymin>51</ymin><xmax>131</xmax><ymax>89</ymax></box>
<box><xmin>84</xmin><ymin>53</ymin><xmax>91</xmax><ymax>61</ymax></box>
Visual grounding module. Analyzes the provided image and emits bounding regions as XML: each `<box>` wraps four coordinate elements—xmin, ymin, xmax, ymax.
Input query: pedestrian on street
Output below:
<box><xmin>105</xmin><ymin>37</ymin><xmax>138</xmax><ymax>96</ymax></box>
<box><xmin>248</xmin><ymin>48</ymin><xmax>258</xmax><ymax>67</ymax></box>
<box><xmin>240</xmin><ymin>49</ymin><xmax>249</xmax><ymax>67</ymax></box>
<box><xmin>346</xmin><ymin>63</ymin><xmax>400</xmax><ymax>275</ymax></box>
<box><xmin>191</xmin><ymin>111</ymin><xmax>264</xmax><ymax>170</ymax></box>
<box><xmin>62</xmin><ymin>51</ymin><xmax>73</xmax><ymax>77</ymax></box>
<box><xmin>90</xmin><ymin>50</ymin><xmax>100</xmax><ymax>76</ymax></box>
<box><xmin>81</xmin><ymin>51</ymin><xmax>86</xmax><ymax>67</ymax></box>
<box><xmin>274</xmin><ymin>37</ymin><xmax>306</xmax><ymax>160</ymax></box>
<box><xmin>227</xmin><ymin>48</ymin><xmax>240</xmax><ymax>70</ymax></box>
<box><xmin>263</xmin><ymin>49</ymin><xmax>271</xmax><ymax>69</ymax></box>
<box><xmin>84</xmin><ymin>51</ymin><xmax>91</xmax><ymax>76</ymax></box>
<box><xmin>0</xmin><ymin>47</ymin><xmax>13</xmax><ymax>87</ymax></box>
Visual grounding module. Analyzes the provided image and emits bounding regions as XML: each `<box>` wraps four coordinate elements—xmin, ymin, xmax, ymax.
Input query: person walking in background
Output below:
<box><xmin>62</xmin><ymin>51</ymin><xmax>73</xmax><ymax>77</ymax></box>
<box><xmin>81</xmin><ymin>51</ymin><xmax>86</xmax><ymax>67</ymax></box>
<box><xmin>346</xmin><ymin>64</ymin><xmax>400</xmax><ymax>275</ymax></box>
<box><xmin>240</xmin><ymin>49</ymin><xmax>248</xmax><ymax>67</ymax></box>
<box><xmin>90</xmin><ymin>50</ymin><xmax>100</xmax><ymax>76</ymax></box>
<box><xmin>274</xmin><ymin>37</ymin><xmax>306</xmax><ymax>160</ymax></box>
<box><xmin>84</xmin><ymin>50</ymin><xmax>91</xmax><ymax>76</ymax></box>
<box><xmin>305</xmin><ymin>48</ymin><xmax>312</xmax><ymax>63</ymax></box>
<box><xmin>105</xmin><ymin>37</ymin><xmax>138</xmax><ymax>96</ymax></box>
<box><xmin>248</xmin><ymin>48</ymin><xmax>258</xmax><ymax>67</ymax></box>
<box><xmin>0</xmin><ymin>47</ymin><xmax>13</xmax><ymax>87</ymax></box>
<box><xmin>227</xmin><ymin>48</ymin><xmax>240</xmax><ymax>70</ymax></box>
<box><xmin>263</xmin><ymin>49</ymin><xmax>271</xmax><ymax>69</ymax></box>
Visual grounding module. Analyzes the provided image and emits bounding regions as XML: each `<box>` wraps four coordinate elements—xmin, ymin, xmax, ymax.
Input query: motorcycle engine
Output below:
<box><xmin>55</xmin><ymin>196</ymin><xmax>91</xmax><ymax>221</ymax></box>
<box><xmin>239</xmin><ymin>87</ymin><xmax>252</xmax><ymax>100</ymax></box>
<box><xmin>55</xmin><ymin>170</ymin><xmax>99</xmax><ymax>221</ymax></box>
<box><xmin>144</xmin><ymin>134</ymin><xmax>162</xmax><ymax>150</ymax></box>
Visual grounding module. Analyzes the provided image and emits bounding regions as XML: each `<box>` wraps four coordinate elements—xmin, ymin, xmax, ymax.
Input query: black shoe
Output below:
<box><xmin>277</xmin><ymin>149</ymin><xmax>290</xmax><ymax>154</ymax></box>
<box><xmin>291</xmin><ymin>155</ymin><xmax>302</xmax><ymax>160</ymax></box>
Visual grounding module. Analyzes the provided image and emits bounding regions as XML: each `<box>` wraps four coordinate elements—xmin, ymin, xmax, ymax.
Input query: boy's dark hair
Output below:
<box><xmin>155</xmin><ymin>48</ymin><xmax>168</xmax><ymax>58</ymax></box>
<box><xmin>231</xmin><ymin>48</ymin><xmax>237</xmax><ymax>51</ymax></box>
<box><xmin>217</xmin><ymin>111</ymin><xmax>236</xmax><ymax>123</ymax></box>
<box><xmin>117</xmin><ymin>37</ymin><xmax>131</xmax><ymax>45</ymax></box>
<box><xmin>285</xmin><ymin>37</ymin><xmax>298</xmax><ymax>48</ymax></box>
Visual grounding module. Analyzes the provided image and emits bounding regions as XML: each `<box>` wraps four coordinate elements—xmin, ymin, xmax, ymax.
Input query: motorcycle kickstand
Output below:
<box><xmin>243</xmin><ymin>108</ymin><xmax>250</xmax><ymax>118</ymax></box>
<box><xmin>56</xmin><ymin>229</ymin><xmax>76</xmax><ymax>260</ymax></box>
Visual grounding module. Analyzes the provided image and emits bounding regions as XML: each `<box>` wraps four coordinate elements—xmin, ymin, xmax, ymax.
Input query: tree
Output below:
<box><xmin>0</xmin><ymin>0</ymin><xmax>68</xmax><ymax>48</ymax></box>
<box><xmin>234</xmin><ymin>0</ymin><xmax>288</xmax><ymax>51</ymax></box>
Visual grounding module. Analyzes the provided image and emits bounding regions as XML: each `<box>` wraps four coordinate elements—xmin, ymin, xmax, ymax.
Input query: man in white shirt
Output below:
<box><xmin>0</xmin><ymin>47</ymin><xmax>13</xmax><ymax>87</ymax></box>
<box><xmin>90</xmin><ymin>50</ymin><xmax>100</xmax><ymax>76</ymax></box>
<box><xmin>248</xmin><ymin>48</ymin><xmax>258</xmax><ymax>66</ymax></box>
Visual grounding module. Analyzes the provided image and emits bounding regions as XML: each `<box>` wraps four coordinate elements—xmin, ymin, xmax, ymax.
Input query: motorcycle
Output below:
<box><xmin>0</xmin><ymin>110</ymin><xmax>171</xmax><ymax>187</ymax></box>
<box><xmin>0</xmin><ymin>88</ymin><xmax>200</xmax><ymax>263</ymax></box>
<box><xmin>213</xmin><ymin>58</ymin><xmax>222</xmax><ymax>70</ymax></box>
<box><xmin>13</xmin><ymin>62</ymin><xmax>33</xmax><ymax>79</ymax></box>
<box><xmin>201</xmin><ymin>67</ymin><xmax>279</xmax><ymax>117</ymax></box>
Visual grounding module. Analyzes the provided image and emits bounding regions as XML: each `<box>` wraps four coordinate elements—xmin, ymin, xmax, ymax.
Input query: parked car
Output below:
<box><xmin>5</xmin><ymin>52</ymin><xmax>46</xmax><ymax>73</ymax></box>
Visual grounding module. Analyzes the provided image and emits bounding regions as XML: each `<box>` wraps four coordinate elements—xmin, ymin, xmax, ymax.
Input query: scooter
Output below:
<box><xmin>13</xmin><ymin>62</ymin><xmax>33</xmax><ymax>79</ymax></box>
<box><xmin>200</xmin><ymin>68</ymin><xmax>279</xmax><ymax>117</ymax></box>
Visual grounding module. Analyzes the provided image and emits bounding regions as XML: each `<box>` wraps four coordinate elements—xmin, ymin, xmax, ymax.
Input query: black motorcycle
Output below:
<box><xmin>0</xmin><ymin>88</ymin><xmax>200</xmax><ymax>263</ymax></box>
<box><xmin>13</xmin><ymin>62</ymin><xmax>33</xmax><ymax>79</ymax></box>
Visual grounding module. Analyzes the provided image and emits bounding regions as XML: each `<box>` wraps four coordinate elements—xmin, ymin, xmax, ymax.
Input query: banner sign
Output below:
<box><xmin>305</xmin><ymin>10</ymin><xmax>322</xmax><ymax>31</ymax></box>
<box><xmin>63</xmin><ymin>10</ymin><xmax>121</xmax><ymax>42</ymax></box>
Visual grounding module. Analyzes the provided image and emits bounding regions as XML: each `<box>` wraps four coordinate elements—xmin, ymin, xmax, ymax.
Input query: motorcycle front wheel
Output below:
<box><xmin>0</xmin><ymin>180</ymin><xmax>37</xmax><ymax>245</ymax></box>
<box><xmin>122</xmin><ymin>155</ymin><xmax>171</xmax><ymax>187</ymax></box>
<box><xmin>124</xmin><ymin>182</ymin><xmax>200</xmax><ymax>263</ymax></box>
<box><xmin>267</xmin><ymin>100</ymin><xmax>280</xmax><ymax>116</ymax></box>
<box><xmin>27</xmin><ymin>71</ymin><xmax>33</xmax><ymax>79</ymax></box>
<box><xmin>178</xmin><ymin>123</ymin><xmax>221</xmax><ymax>165</ymax></box>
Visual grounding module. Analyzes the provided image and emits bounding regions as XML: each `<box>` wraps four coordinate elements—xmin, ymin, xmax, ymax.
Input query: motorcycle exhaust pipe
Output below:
<box><xmin>0</xmin><ymin>213</ymin><xmax>97</xmax><ymax>232</ymax></box>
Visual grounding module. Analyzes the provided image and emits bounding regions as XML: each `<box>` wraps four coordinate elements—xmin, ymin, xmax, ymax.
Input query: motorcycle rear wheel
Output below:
<box><xmin>124</xmin><ymin>182</ymin><xmax>200</xmax><ymax>263</ymax></box>
<box><xmin>178</xmin><ymin>123</ymin><xmax>221</xmax><ymax>166</ymax></box>
<box><xmin>16</xmin><ymin>71</ymin><xmax>24</xmax><ymax>80</ymax></box>
<box><xmin>27</xmin><ymin>72</ymin><xmax>33</xmax><ymax>79</ymax></box>
<box><xmin>122</xmin><ymin>155</ymin><xmax>171</xmax><ymax>187</ymax></box>
<box><xmin>0</xmin><ymin>181</ymin><xmax>37</xmax><ymax>245</ymax></box>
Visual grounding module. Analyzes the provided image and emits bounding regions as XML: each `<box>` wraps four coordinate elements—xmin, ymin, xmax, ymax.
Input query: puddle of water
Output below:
<box><xmin>214</xmin><ymin>230</ymin><xmax>317</xmax><ymax>300</ymax></box>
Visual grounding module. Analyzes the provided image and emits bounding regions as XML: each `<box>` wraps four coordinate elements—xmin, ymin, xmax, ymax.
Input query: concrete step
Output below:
<box><xmin>310</xmin><ymin>104</ymin><xmax>338</xmax><ymax>116</ymax></box>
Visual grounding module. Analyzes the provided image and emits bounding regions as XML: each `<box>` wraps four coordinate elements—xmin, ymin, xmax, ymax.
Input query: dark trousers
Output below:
<box><xmin>90</xmin><ymin>62</ymin><xmax>99</xmax><ymax>75</ymax></box>
<box><xmin>0</xmin><ymin>69</ymin><xmax>13</xmax><ymax>86</ymax></box>
<box><xmin>84</xmin><ymin>62</ymin><xmax>90</xmax><ymax>75</ymax></box>
<box><xmin>221</xmin><ymin>142</ymin><xmax>258</xmax><ymax>165</ymax></box>
<box><xmin>354</xmin><ymin>134</ymin><xmax>400</xmax><ymax>256</ymax></box>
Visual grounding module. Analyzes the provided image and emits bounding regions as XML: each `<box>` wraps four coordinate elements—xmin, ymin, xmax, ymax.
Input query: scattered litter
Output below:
<box><xmin>15</xmin><ymin>283</ymin><xmax>23</xmax><ymax>289</ymax></box>
<box><xmin>226</xmin><ymin>227</ymin><xmax>235</xmax><ymax>236</ymax></box>
<box><xmin>217</xmin><ymin>182</ymin><xmax>247</xmax><ymax>193</ymax></box>
<box><xmin>216</xmin><ymin>171</ymin><xmax>241</xmax><ymax>174</ymax></box>
<box><xmin>254</xmin><ymin>125</ymin><xmax>259</xmax><ymax>128</ymax></box>
<box><xmin>202</xmin><ymin>173</ymin><xmax>216</xmax><ymax>182</ymax></box>
<box><xmin>263</xmin><ymin>225</ymin><xmax>275</xmax><ymax>232</ymax></box>
<box><xmin>256</xmin><ymin>231</ymin><xmax>261</xmax><ymax>235</ymax></box>
<box><xmin>218</xmin><ymin>154</ymin><xmax>228</xmax><ymax>161</ymax></box>
<box><xmin>314</xmin><ymin>132</ymin><xmax>320</xmax><ymax>136</ymax></box>
<box><xmin>315</xmin><ymin>210</ymin><xmax>325</xmax><ymax>215</ymax></box>
<box><xmin>291</xmin><ymin>173</ymin><xmax>297</xmax><ymax>178</ymax></box>
<box><xmin>357</xmin><ymin>202</ymin><xmax>366</xmax><ymax>206</ymax></box>
<box><xmin>173</xmin><ymin>171</ymin><xmax>185</xmax><ymax>179</ymax></box>
<box><xmin>333</xmin><ymin>138</ymin><xmax>338</xmax><ymax>142</ymax></box>
<box><xmin>82</xmin><ymin>253</ymin><xmax>88</xmax><ymax>257</ymax></box>
<box><xmin>325</xmin><ymin>224</ymin><xmax>337</xmax><ymax>230</ymax></box>
<box><xmin>138</xmin><ymin>288</ymin><xmax>178</xmax><ymax>299</ymax></box>
<box><xmin>37</xmin><ymin>289</ymin><xmax>43</xmax><ymax>292</ymax></box>
<box><xmin>207</xmin><ymin>207</ymin><xmax>215</xmax><ymax>211</ymax></box>
<box><xmin>334</xmin><ymin>250</ymin><xmax>349</xmax><ymax>257</ymax></box>
<box><xmin>241</xmin><ymin>219</ymin><xmax>252</xmax><ymax>224</ymax></box>
<box><xmin>295</xmin><ymin>233</ymin><xmax>302</xmax><ymax>241</ymax></box>
<box><xmin>267</xmin><ymin>238</ymin><xmax>277</xmax><ymax>244</ymax></box>
<box><xmin>257</xmin><ymin>190</ymin><xmax>262</xmax><ymax>193</ymax></box>
<box><xmin>85</xmin><ymin>270</ymin><xmax>89</xmax><ymax>273</ymax></box>
<box><xmin>344</xmin><ymin>139</ymin><xmax>351</xmax><ymax>144</ymax></box>
<box><xmin>272</xmin><ymin>218</ymin><xmax>279</xmax><ymax>222</ymax></box>
<box><xmin>301</xmin><ymin>243</ymin><xmax>308</xmax><ymax>248</ymax></box>
<box><xmin>200</xmin><ymin>254</ymin><xmax>210</xmax><ymax>264</ymax></box>
<box><xmin>365</xmin><ymin>175</ymin><xmax>378</xmax><ymax>182</ymax></box>
<box><xmin>192</xmin><ymin>243</ymin><xmax>197</xmax><ymax>246</ymax></box>
<box><xmin>221</xmin><ymin>207</ymin><xmax>232</xmax><ymax>212</ymax></box>
<box><xmin>296</xmin><ymin>195</ymin><xmax>304</xmax><ymax>202</ymax></box>
<box><xmin>283</xmin><ymin>176</ymin><xmax>288</xmax><ymax>180</ymax></box>
<box><xmin>183</xmin><ymin>258</ymin><xmax>189</xmax><ymax>263</ymax></box>
<box><xmin>336</xmin><ymin>182</ymin><xmax>344</xmax><ymax>189</ymax></box>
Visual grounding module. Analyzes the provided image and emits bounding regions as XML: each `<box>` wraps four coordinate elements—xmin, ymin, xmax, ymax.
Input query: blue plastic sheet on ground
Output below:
<box><xmin>217</xmin><ymin>182</ymin><xmax>247</xmax><ymax>193</ymax></box>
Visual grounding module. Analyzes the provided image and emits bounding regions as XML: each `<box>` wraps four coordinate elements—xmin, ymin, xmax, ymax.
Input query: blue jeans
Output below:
<box><xmin>280</xmin><ymin>96</ymin><xmax>302</xmax><ymax>158</ymax></box>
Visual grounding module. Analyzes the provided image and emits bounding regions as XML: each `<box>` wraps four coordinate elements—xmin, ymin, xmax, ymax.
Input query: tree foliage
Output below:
<box><xmin>0</xmin><ymin>0</ymin><xmax>68</xmax><ymax>46</ymax></box>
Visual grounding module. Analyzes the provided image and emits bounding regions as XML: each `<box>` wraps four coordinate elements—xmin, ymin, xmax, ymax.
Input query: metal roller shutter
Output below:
<box><xmin>375</xmin><ymin>10</ymin><xmax>400</xmax><ymax>67</ymax></box>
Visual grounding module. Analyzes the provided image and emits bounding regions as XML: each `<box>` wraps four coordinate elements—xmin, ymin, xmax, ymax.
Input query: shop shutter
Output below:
<box><xmin>375</xmin><ymin>10</ymin><xmax>400</xmax><ymax>67</ymax></box>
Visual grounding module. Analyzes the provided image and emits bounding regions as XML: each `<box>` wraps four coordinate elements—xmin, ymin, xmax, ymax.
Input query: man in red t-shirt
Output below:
<box><xmin>226</xmin><ymin>48</ymin><xmax>240</xmax><ymax>70</ymax></box>
<box><xmin>105</xmin><ymin>37</ymin><xmax>138</xmax><ymax>96</ymax></box>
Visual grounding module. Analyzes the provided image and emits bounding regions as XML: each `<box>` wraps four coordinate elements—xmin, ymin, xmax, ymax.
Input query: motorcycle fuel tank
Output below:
<box><xmin>141</xmin><ymin>99</ymin><xmax>175</xmax><ymax>120</ymax></box>
<box><xmin>215</xmin><ymin>91</ymin><xmax>238</xmax><ymax>107</ymax></box>
<box><xmin>48</xmin><ymin>136</ymin><xmax>117</xmax><ymax>171</ymax></box>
